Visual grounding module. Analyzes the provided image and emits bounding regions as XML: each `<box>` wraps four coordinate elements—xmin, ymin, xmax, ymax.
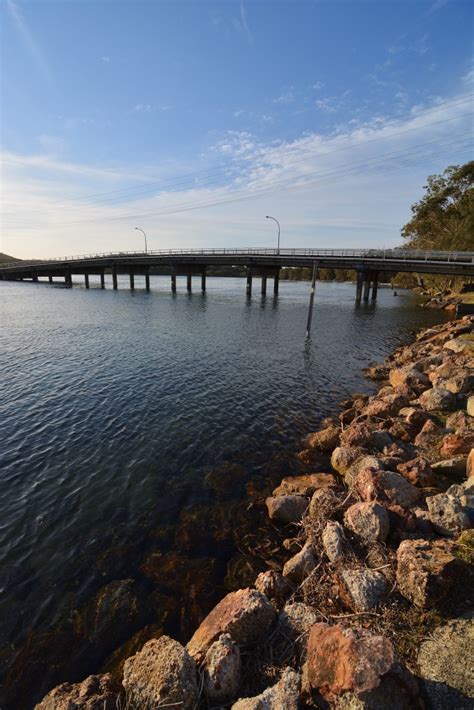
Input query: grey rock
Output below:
<box><xmin>419</xmin><ymin>387</ymin><xmax>456</xmax><ymax>412</ymax></box>
<box><xmin>426</xmin><ymin>481</ymin><xmax>473</xmax><ymax>536</ymax></box>
<box><xmin>339</xmin><ymin>568</ymin><xmax>389</xmax><ymax>611</ymax></box>
<box><xmin>417</xmin><ymin>615</ymin><xmax>474</xmax><ymax>709</ymax></box>
<box><xmin>232</xmin><ymin>667</ymin><xmax>300</xmax><ymax>710</ymax></box>
<box><xmin>322</xmin><ymin>520</ymin><xmax>353</xmax><ymax>563</ymax></box>
<box><xmin>203</xmin><ymin>633</ymin><xmax>241</xmax><ymax>703</ymax></box>
<box><xmin>283</xmin><ymin>541</ymin><xmax>317</xmax><ymax>584</ymax></box>
<box><xmin>265</xmin><ymin>494</ymin><xmax>308</xmax><ymax>524</ymax></box>
<box><xmin>344</xmin><ymin>502</ymin><xmax>390</xmax><ymax>544</ymax></box>
<box><xmin>277</xmin><ymin>602</ymin><xmax>319</xmax><ymax>643</ymax></box>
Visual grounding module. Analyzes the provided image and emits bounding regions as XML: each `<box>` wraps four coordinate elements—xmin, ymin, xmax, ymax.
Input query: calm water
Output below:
<box><xmin>0</xmin><ymin>276</ymin><xmax>447</xmax><ymax>706</ymax></box>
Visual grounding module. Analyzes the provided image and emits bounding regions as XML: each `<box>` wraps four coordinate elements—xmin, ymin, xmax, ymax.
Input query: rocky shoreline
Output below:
<box><xmin>35</xmin><ymin>317</ymin><xmax>473</xmax><ymax>709</ymax></box>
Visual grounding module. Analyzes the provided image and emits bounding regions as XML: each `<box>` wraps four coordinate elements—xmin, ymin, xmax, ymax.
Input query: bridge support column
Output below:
<box><xmin>363</xmin><ymin>275</ymin><xmax>370</xmax><ymax>302</ymax></box>
<box><xmin>129</xmin><ymin>268</ymin><xmax>135</xmax><ymax>290</ymax></box>
<box><xmin>187</xmin><ymin>274</ymin><xmax>192</xmax><ymax>292</ymax></box>
<box><xmin>246</xmin><ymin>268</ymin><xmax>253</xmax><ymax>295</ymax></box>
<box><xmin>171</xmin><ymin>274</ymin><xmax>177</xmax><ymax>293</ymax></box>
<box><xmin>306</xmin><ymin>263</ymin><xmax>318</xmax><ymax>338</ymax></box>
<box><xmin>112</xmin><ymin>264</ymin><xmax>118</xmax><ymax>290</ymax></box>
<box><xmin>355</xmin><ymin>270</ymin><xmax>363</xmax><ymax>303</ymax></box>
<box><xmin>274</xmin><ymin>268</ymin><xmax>280</xmax><ymax>295</ymax></box>
<box><xmin>32</xmin><ymin>272</ymin><xmax>38</xmax><ymax>283</ymax></box>
<box><xmin>261</xmin><ymin>275</ymin><xmax>267</xmax><ymax>295</ymax></box>
<box><xmin>100</xmin><ymin>270</ymin><xmax>105</xmax><ymax>289</ymax></box>
<box><xmin>48</xmin><ymin>275</ymin><xmax>53</xmax><ymax>284</ymax></box>
<box><xmin>371</xmin><ymin>271</ymin><xmax>379</xmax><ymax>301</ymax></box>
<box><xmin>65</xmin><ymin>271</ymin><xmax>72</xmax><ymax>288</ymax></box>
<box><xmin>145</xmin><ymin>268</ymin><xmax>150</xmax><ymax>291</ymax></box>
<box><xmin>201</xmin><ymin>268</ymin><xmax>206</xmax><ymax>292</ymax></box>
<box><xmin>84</xmin><ymin>273</ymin><xmax>90</xmax><ymax>289</ymax></box>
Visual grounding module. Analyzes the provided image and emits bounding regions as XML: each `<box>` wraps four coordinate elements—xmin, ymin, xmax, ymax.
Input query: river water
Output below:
<box><xmin>0</xmin><ymin>276</ymin><xmax>447</xmax><ymax>707</ymax></box>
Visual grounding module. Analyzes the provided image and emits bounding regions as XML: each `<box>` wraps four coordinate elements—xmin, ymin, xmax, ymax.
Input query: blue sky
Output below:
<box><xmin>1</xmin><ymin>0</ymin><xmax>473</xmax><ymax>257</ymax></box>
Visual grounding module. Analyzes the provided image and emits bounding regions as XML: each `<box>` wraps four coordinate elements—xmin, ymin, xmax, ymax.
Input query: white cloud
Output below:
<box><xmin>101</xmin><ymin>56</ymin><xmax>110</xmax><ymax>63</ymax></box>
<box><xmin>312</xmin><ymin>81</ymin><xmax>325</xmax><ymax>90</ymax></box>
<box><xmin>1</xmin><ymin>90</ymin><xmax>471</xmax><ymax>258</ymax></box>
<box><xmin>273</xmin><ymin>91</ymin><xmax>294</xmax><ymax>104</ymax></box>
<box><xmin>6</xmin><ymin>0</ymin><xmax>52</xmax><ymax>84</ymax></box>
<box><xmin>239</xmin><ymin>1</ymin><xmax>253</xmax><ymax>44</ymax></box>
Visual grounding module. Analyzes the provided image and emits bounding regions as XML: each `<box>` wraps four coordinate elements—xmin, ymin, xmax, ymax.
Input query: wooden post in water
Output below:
<box><xmin>171</xmin><ymin>274</ymin><xmax>177</xmax><ymax>293</ymax></box>
<box><xmin>305</xmin><ymin>263</ymin><xmax>318</xmax><ymax>338</ymax></box>
<box><xmin>246</xmin><ymin>267</ymin><xmax>253</xmax><ymax>295</ymax></box>
<box><xmin>112</xmin><ymin>264</ymin><xmax>118</xmax><ymax>290</ymax></box>
<box><xmin>145</xmin><ymin>268</ymin><xmax>150</xmax><ymax>291</ymax></box>
<box><xmin>187</xmin><ymin>274</ymin><xmax>192</xmax><ymax>292</ymax></box>
<box><xmin>274</xmin><ymin>268</ymin><xmax>280</xmax><ymax>295</ymax></box>
<box><xmin>84</xmin><ymin>272</ymin><xmax>90</xmax><ymax>289</ymax></box>
<box><xmin>100</xmin><ymin>270</ymin><xmax>105</xmax><ymax>289</ymax></box>
<box><xmin>261</xmin><ymin>275</ymin><xmax>267</xmax><ymax>295</ymax></box>
<box><xmin>129</xmin><ymin>268</ymin><xmax>135</xmax><ymax>290</ymax></box>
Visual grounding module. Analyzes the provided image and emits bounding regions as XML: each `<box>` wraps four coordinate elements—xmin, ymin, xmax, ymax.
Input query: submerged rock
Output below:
<box><xmin>35</xmin><ymin>674</ymin><xmax>119</xmax><ymax>710</ymax></box>
<box><xmin>186</xmin><ymin>588</ymin><xmax>275</xmax><ymax>662</ymax></box>
<box><xmin>232</xmin><ymin>667</ymin><xmax>300</xmax><ymax>709</ymax></box>
<box><xmin>396</xmin><ymin>539</ymin><xmax>459</xmax><ymax>608</ymax></box>
<box><xmin>122</xmin><ymin>636</ymin><xmax>198</xmax><ymax>710</ymax></box>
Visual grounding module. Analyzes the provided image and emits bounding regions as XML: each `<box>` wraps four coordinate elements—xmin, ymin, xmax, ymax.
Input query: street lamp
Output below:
<box><xmin>266</xmin><ymin>215</ymin><xmax>280</xmax><ymax>254</ymax></box>
<box><xmin>134</xmin><ymin>227</ymin><xmax>148</xmax><ymax>254</ymax></box>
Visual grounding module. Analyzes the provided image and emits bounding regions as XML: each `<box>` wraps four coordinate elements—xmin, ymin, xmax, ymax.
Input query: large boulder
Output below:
<box><xmin>35</xmin><ymin>675</ymin><xmax>119</xmax><ymax>710</ymax></box>
<box><xmin>417</xmin><ymin>615</ymin><xmax>474</xmax><ymax>709</ymax></box>
<box><xmin>283</xmin><ymin>541</ymin><xmax>318</xmax><ymax>584</ymax></box>
<box><xmin>444</xmin><ymin>335</ymin><xmax>474</xmax><ymax>354</ymax></box>
<box><xmin>232</xmin><ymin>667</ymin><xmax>300</xmax><ymax>709</ymax></box>
<box><xmin>389</xmin><ymin>365</ymin><xmax>430</xmax><ymax>394</ymax></box>
<box><xmin>203</xmin><ymin>633</ymin><xmax>241</xmax><ymax>704</ymax></box>
<box><xmin>331</xmin><ymin>446</ymin><xmax>366</xmax><ymax>478</ymax></box>
<box><xmin>353</xmin><ymin>470</ymin><xmax>421</xmax><ymax>509</ymax></box>
<box><xmin>426</xmin><ymin>480</ymin><xmax>473</xmax><ymax>535</ymax></box>
<box><xmin>265</xmin><ymin>495</ymin><xmax>308</xmax><ymax>524</ymax></box>
<box><xmin>344</xmin><ymin>502</ymin><xmax>390</xmax><ymax>544</ymax></box>
<box><xmin>272</xmin><ymin>473</ymin><xmax>336</xmax><ymax>497</ymax></box>
<box><xmin>339</xmin><ymin>568</ymin><xmax>389</xmax><ymax>611</ymax></box>
<box><xmin>186</xmin><ymin>588</ymin><xmax>275</xmax><ymax>662</ymax></box>
<box><xmin>396</xmin><ymin>539</ymin><xmax>459</xmax><ymax>608</ymax></box>
<box><xmin>419</xmin><ymin>387</ymin><xmax>456</xmax><ymax>412</ymax></box>
<box><xmin>123</xmin><ymin>636</ymin><xmax>198</xmax><ymax>710</ymax></box>
<box><xmin>304</xmin><ymin>624</ymin><xmax>395</xmax><ymax>696</ymax></box>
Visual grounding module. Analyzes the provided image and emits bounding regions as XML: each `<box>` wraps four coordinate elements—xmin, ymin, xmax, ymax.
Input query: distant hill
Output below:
<box><xmin>0</xmin><ymin>253</ymin><xmax>22</xmax><ymax>264</ymax></box>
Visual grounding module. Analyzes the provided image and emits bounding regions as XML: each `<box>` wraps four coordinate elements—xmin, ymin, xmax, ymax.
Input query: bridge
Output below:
<box><xmin>1</xmin><ymin>248</ymin><xmax>473</xmax><ymax>304</ymax></box>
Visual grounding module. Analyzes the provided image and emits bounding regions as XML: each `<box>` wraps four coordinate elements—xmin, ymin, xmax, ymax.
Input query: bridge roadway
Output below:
<box><xmin>1</xmin><ymin>248</ymin><xmax>473</xmax><ymax>302</ymax></box>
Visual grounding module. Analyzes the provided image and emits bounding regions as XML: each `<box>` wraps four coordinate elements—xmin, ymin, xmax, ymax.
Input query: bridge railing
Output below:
<box><xmin>1</xmin><ymin>248</ymin><xmax>474</xmax><ymax>269</ymax></box>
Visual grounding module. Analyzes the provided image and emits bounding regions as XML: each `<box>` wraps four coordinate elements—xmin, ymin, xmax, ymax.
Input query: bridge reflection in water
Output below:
<box><xmin>1</xmin><ymin>248</ymin><xmax>473</xmax><ymax>305</ymax></box>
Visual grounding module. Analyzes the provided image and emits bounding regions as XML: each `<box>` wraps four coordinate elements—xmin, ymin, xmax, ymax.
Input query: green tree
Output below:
<box><xmin>401</xmin><ymin>161</ymin><xmax>474</xmax><ymax>251</ymax></box>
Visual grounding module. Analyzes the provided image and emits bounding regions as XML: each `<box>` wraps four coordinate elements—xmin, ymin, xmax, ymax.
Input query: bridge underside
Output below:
<box><xmin>1</xmin><ymin>252</ymin><xmax>473</xmax><ymax>301</ymax></box>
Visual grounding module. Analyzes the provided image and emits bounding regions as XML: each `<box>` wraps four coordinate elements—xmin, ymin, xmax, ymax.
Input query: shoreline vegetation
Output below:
<box><xmin>34</xmin><ymin>315</ymin><xmax>474</xmax><ymax>709</ymax></box>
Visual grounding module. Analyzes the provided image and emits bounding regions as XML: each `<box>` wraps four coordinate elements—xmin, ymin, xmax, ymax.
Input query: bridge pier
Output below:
<box><xmin>112</xmin><ymin>264</ymin><xmax>118</xmax><ymax>290</ymax></box>
<box><xmin>187</xmin><ymin>274</ymin><xmax>192</xmax><ymax>292</ymax></box>
<box><xmin>355</xmin><ymin>270</ymin><xmax>363</xmax><ymax>303</ymax></box>
<box><xmin>274</xmin><ymin>268</ymin><xmax>280</xmax><ymax>295</ymax></box>
<box><xmin>171</xmin><ymin>274</ymin><xmax>177</xmax><ymax>293</ymax></box>
<box><xmin>201</xmin><ymin>268</ymin><xmax>206</xmax><ymax>292</ymax></box>
<box><xmin>371</xmin><ymin>271</ymin><xmax>379</xmax><ymax>301</ymax></box>
<box><xmin>84</xmin><ymin>273</ymin><xmax>90</xmax><ymax>289</ymax></box>
<box><xmin>363</xmin><ymin>275</ymin><xmax>370</xmax><ymax>302</ymax></box>
<box><xmin>100</xmin><ymin>270</ymin><xmax>105</xmax><ymax>289</ymax></box>
<box><xmin>246</xmin><ymin>268</ymin><xmax>253</xmax><ymax>295</ymax></box>
<box><xmin>129</xmin><ymin>268</ymin><xmax>135</xmax><ymax>290</ymax></box>
<box><xmin>261</xmin><ymin>275</ymin><xmax>267</xmax><ymax>295</ymax></box>
<box><xmin>32</xmin><ymin>272</ymin><xmax>38</xmax><ymax>283</ymax></box>
<box><xmin>145</xmin><ymin>268</ymin><xmax>150</xmax><ymax>291</ymax></box>
<box><xmin>48</xmin><ymin>275</ymin><xmax>53</xmax><ymax>284</ymax></box>
<box><xmin>65</xmin><ymin>271</ymin><xmax>72</xmax><ymax>288</ymax></box>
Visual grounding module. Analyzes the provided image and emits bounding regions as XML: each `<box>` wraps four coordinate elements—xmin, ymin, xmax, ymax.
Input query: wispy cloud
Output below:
<box><xmin>312</xmin><ymin>81</ymin><xmax>325</xmax><ymax>91</ymax></box>
<box><xmin>6</xmin><ymin>0</ymin><xmax>53</xmax><ymax>85</ymax></box>
<box><xmin>133</xmin><ymin>103</ymin><xmax>153</xmax><ymax>112</ymax></box>
<box><xmin>101</xmin><ymin>56</ymin><xmax>111</xmax><ymax>63</ymax></box>
<box><xmin>273</xmin><ymin>91</ymin><xmax>294</xmax><ymax>104</ymax></box>
<box><xmin>239</xmin><ymin>1</ymin><xmax>253</xmax><ymax>44</ymax></box>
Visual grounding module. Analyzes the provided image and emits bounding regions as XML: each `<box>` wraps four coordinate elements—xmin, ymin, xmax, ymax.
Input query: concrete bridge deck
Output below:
<box><xmin>1</xmin><ymin>248</ymin><xmax>473</xmax><ymax>302</ymax></box>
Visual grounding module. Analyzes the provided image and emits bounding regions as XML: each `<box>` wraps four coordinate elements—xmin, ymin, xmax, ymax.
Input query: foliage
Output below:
<box><xmin>401</xmin><ymin>161</ymin><xmax>474</xmax><ymax>252</ymax></box>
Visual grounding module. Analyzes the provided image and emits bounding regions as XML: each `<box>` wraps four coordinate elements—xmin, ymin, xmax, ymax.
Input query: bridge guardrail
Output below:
<box><xmin>1</xmin><ymin>248</ymin><xmax>474</xmax><ymax>269</ymax></box>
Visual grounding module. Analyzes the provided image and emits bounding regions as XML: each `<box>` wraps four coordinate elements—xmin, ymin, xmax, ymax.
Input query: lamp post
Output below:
<box><xmin>134</xmin><ymin>227</ymin><xmax>148</xmax><ymax>254</ymax></box>
<box><xmin>265</xmin><ymin>215</ymin><xmax>280</xmax><ymax>254</ymax></box>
